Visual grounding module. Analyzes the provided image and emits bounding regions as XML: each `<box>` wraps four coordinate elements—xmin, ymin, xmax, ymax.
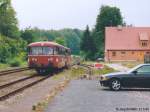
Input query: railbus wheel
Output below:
<box><xmin>36</xmin><ymin>69</ymin><xmax>46</xmax><ymax>75</ymax></box>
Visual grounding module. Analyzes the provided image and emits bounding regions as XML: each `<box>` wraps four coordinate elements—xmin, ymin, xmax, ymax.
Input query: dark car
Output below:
<box><xmin>100</xmin><ymin>64</ymin><xmax>150</xmax><ymax>91</ymax></box>
<box><xmin>97</xmin><ymin>58</ymin><xmax>104</xmax><ymax>62</ymax></box>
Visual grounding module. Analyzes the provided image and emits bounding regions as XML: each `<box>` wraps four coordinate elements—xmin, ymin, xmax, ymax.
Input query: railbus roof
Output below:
<box><xmin>28</xmin><ymin>41</ymin><xmax>70</xmax><ymax>50</ymax></box>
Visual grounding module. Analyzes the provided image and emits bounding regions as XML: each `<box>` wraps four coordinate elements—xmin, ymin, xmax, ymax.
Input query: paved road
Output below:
<box><xmin>106</xmin><ymin>63</ymin><xmax>130</xmax><ymax>72</ymax></box>
<box><xmin>45</xmin><ymin>80</ymin><xmax>150</xmax><ymax>112</ymax></box>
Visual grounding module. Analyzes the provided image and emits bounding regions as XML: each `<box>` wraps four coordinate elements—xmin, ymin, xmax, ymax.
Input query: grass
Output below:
<box><xmin>52</xmin><ymin>64</ymin><xmax>115</xmax><ymax>80</ymax></box>
<box><xmin>0</xmin><ymin>63</ymin><xmax>10</xmax><ymax>70</ymax></box>
<box><xmin>52</xmin><ymin>66</ymin><xmax>85</xmax><ymax>80</ymax></box>
<box><xmin>93</xmin><ymin>65</ymin><xmax>116</xmax><ymax>75</ymax></box>
<box><xmin>0</xmin><ymin>61</ymin><xmax>27</xmax><ymax>71</ymax></box>
<box><xmin>82</xmin><ymin>61</ymin><xmax>105</xmax><ymax>65</ymax></box>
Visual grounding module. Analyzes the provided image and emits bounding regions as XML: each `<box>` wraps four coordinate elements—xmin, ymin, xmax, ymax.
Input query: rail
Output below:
<box><xmin>0</xmin><ymin>75</ymin><xmax>50</xmax><ymax>101</ymax></box>
<box><xmin>0</xmin><ymin>67</ymin><xmax>30</xmax><ymax>76</ymax></box>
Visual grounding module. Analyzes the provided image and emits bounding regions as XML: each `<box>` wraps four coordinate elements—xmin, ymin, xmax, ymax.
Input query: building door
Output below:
<box><xmin>138</xmin><ymin>51</ymin><xmax>144</xmax><ymax>61</ymax></box>
<box><xmin>144</xmin><ymin>52</ymin><xmax>150</xmax><ymax>63</ymax></box>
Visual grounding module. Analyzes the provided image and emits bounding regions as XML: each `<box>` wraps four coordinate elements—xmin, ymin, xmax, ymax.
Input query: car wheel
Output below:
<box><xmin>110</xmin><ymin>79</ymin><xmax>121</xmax><ymax>91</ymax></box>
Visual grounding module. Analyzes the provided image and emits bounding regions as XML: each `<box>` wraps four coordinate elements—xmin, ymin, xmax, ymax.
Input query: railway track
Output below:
<box><xmin>0</xmin><ymin>74</ymin><xmax>51</xmax><ymax>101</ymax></box>
<box><xmin>0</xmin><ymin>75</ymin><xmax>37</xmax><ymax>89</ymax></box>
<box><xmin>0</xmin><ymin>67</ymin><xmax>30</xmax><ymax>76</ymax></box>
<box><xmin>0</xmin><ymin>63</ymin><xmax>80</xmax><ymax>101</ymax></box>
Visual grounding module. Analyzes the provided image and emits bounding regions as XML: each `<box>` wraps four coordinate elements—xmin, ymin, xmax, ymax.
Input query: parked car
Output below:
<box><xmin>100</xmin><ymin>64</ymin><xmax>150</xmax><ymax>91</ymax></box>
<box><xmin>97</xmin><ymin>58</ymin><xmax>104</xmax><ymax>62</ymax></box>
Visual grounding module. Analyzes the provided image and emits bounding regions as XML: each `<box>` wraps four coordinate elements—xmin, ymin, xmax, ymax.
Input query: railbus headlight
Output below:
<box><xmin>56</xmin><ymin>58</ymin><xmax>59</xmax><ymax>62</ymax></box>
<box><xmin>32</xmin><ymin>58</ymin><xmax>37</xmax><ymax>61</ymax></box>
<box><xmin>32</xmin><ymin>58</ymin><xmax>35</xmax><ymax>61</ymax></box>
<box><xmin>34</xmin><ymin>58</ymin><xmax>37</xmax><ymax>61</ymax></box>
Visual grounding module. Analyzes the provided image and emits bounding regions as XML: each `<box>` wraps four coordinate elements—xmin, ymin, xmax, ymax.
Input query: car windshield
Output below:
<box><xmin>127</xmin><ymin>64</ymin><xmax>143</xmax><ymax>73</ymax></box>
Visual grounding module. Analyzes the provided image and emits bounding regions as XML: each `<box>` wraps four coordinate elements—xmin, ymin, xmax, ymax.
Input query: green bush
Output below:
<box><xmin>0</xmin><ymin>35</ymin><xmax>27</xmax><ymax>65</ymax></box>
<box><xmin>9</xmin><ymin>58</ymin><xmax>21</xmax><ymax>67</ymax></box>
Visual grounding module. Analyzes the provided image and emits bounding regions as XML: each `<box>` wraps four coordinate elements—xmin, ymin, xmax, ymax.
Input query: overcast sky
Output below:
<box><xmin>12</xmin><ymin>0</ymin><xmax>150</xmax><ymax>30</ymax></box>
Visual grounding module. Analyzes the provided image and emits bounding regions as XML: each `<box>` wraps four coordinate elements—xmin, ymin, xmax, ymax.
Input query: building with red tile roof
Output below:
<box><xmin>105</xmin><ymin>27</ymin><xmax>150</xmax><ymax>62</ymax></box>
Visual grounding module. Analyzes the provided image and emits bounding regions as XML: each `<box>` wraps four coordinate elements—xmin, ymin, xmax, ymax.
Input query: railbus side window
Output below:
<box><xmin>65</xmin><ymin>49</ymin><xmax>70</xmax><ymax>56</ymax></box>
<box><xmin>58</xmin><ymin>48</ymin><xmax>62</xmax><ymax>55</ymax></box>
<box><xmin>63</xmin><ymin>48</ymin><xmax>65</xmax><ymax>55</ymax></box>
<box><xmin>62</xmin><ymin>48</ymin><xmax>65</xmax><ymax>55</ymax></box>
<box><xmin>54</xmin><ymin>47</ymin><xmax>59</xmax><ymax>55</ymax></box>
<box><xmin>58</xmin><ymin>48</ymin><xmax>64</xmax><ymax>55</ymax></box>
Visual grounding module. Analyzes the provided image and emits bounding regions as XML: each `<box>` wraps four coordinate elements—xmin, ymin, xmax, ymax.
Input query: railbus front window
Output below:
<box><xmin>43</xmin><ymin>47</ymin><xmax>53</xmax><ymax>55</ymax></box>
<box><xmin>30</xmin><ymin>47</ymin><xmax>43</xmax><ymax>55</ymax></box>
<box><xmin>29</xmin><ymin>47</ymin><xmax>53</xmax><ymax>55</ymax></box>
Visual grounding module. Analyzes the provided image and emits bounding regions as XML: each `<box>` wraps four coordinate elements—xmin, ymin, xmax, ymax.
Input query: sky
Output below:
<box><xmin>12</xmin><ymin>0</ymin><xmax>150</xmax><ymax>30</ymax></box>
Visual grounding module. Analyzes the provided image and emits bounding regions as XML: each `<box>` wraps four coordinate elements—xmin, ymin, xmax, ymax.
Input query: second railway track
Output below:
<box><xmin>0</xmin><ymin>67</ymin><xmax>30</xmax><ymax>76</ymax></box>
<box><xmin>0</xmin><ymin>74</ymin><xmax>51</xmax><ymax>101</ymax></box>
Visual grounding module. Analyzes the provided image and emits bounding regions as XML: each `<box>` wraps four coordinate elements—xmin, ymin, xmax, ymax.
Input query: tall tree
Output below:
<box><xmin>0</xmin><ymin>0</ymin><xmax>20</xmax><ymax>38</ymax></box>
<box><xmin>55</xmin><ymin>37</ymin><xmax>65</xmax><ymax>46</ymax></box>
<box><xmin>81</xmin><ymin>25</ymin><xmax>97</xmax><ymax>60</ymax></box>
<box><xmin>93</xmin><ymin>5</ymin><xmax>124</xmax><ymax>58</ymax></box>
<box><xmin>20</xmin><ymin>28</ymin><xmax>83</xmax><ymax>55</ymax></box>
<box><xmin>21</xmin><ymin>29</ymin><xmax>35</xmax><ymax>44</ymax></box>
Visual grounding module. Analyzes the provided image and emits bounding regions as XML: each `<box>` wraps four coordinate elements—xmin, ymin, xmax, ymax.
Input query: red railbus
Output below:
<box><xmin>28</xmin><ymin>42</ymin><xmax>71</xmax><ymax>74</ymax></box>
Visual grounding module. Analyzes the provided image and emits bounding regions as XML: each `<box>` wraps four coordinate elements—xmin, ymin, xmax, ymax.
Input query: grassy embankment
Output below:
<box><xmin>0</xmin><ymin>61</ymin><xmax>27</xmax><ymax>70</ymax></box>
<box><xmin>52</xmin><ymin>62</ymin><xmax>115</xmax><ymax>80</ymax></box>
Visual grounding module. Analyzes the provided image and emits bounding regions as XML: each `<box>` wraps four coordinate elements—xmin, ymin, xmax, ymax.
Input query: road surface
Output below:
<box><xmin>45</xmin><ymin>80</ymin><xmax>150</xmax><ymax>112</ymax></box>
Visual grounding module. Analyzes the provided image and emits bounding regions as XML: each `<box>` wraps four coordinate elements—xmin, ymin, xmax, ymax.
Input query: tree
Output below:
<box><xmin>20</xmin><ymin>28</ymin><xmax>83</xmax><ymax>55</ymax></box>
<box><xmin>59</xmin><ymin>28</ymin><xmax>81</xmax><ymax>55</ymax></box>
<box><xmin>55</xmin><ymin>37</ymin><xmax>65</xmax><ymax>46</ymax></box>
<box><xmin>81</xmin><ymin>25</ymin><xmax>97</xmax><ymax>60</ymax></box>
<box><xmin>93</xmin><ymin>5</ymin><xmax>124</xmax><ymax>58</ymax></box>
<box><xmin>0</xmin><ymin>35</ymin><xmax>27</xmax><ymax>63</ymax></box>
<box><xmin>21</xmin><ymin>29</ymin><xmax>35</xmax><ymax>44</ymax></box>
<box><xmin>0</xmin><ymin>0</ymin><xmax>20</xmax><ymax>38</ymax></box>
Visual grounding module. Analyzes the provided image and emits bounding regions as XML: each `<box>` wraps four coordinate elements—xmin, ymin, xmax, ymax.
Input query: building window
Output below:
<box><xmin>141</xmin><ymin>41</ymin><xmax>148</xmax><ymax>47</ymax></box>
<box><xmin>112</xmin><ymin>52</ymin><xmax>116</xmax><ymax>56</ymax></box>
<box><xmin>146</xmin><ymin>52</ymin><xmax>150</xmax><ymax>54</ymax></box>
<box><xmin>121</xmin><ymin>51</ymin><xmax>125</xmax><ymax>54</ymax></box>
<box><xmin>132</xmin><ymin>51</ymin><xmax>134</xmax><ymax>54</ymax></box>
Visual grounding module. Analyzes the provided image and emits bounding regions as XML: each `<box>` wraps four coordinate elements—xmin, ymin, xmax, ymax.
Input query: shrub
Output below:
<box><xmin>0</xmin><ymin>35</ymin><xmax>27</xmax><ymax>64</ymax></box>
<box><xmin>9</xmin><ymin>58</ymin><xmax>21</xmax><ymax>67</ymax></box>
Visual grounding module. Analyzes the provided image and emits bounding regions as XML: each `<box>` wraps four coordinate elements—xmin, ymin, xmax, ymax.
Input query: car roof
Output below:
<box><xmin>139</xmin><ymin>64</ymin><xmax>150</xmax><ymax>66</ymax></box>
